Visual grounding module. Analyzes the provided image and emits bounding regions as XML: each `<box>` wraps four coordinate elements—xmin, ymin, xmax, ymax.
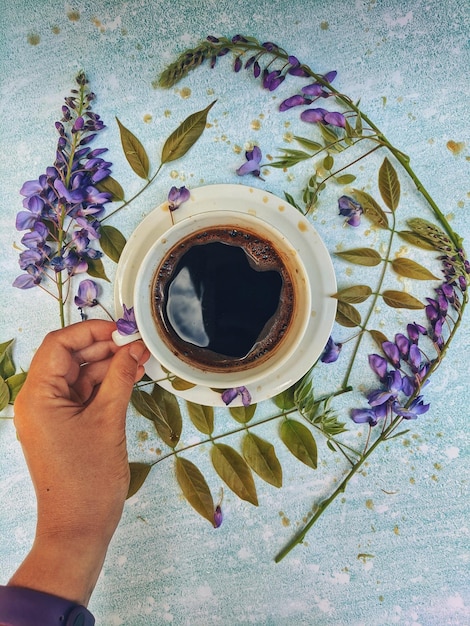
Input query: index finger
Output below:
<box><xmin>29</xmin><ymin>320</ymin><xmax>117</xmax><ymax>380</ymax></box>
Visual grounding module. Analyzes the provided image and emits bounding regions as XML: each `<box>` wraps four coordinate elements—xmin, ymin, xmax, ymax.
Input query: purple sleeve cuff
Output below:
<box><xmin>0</xmin><ymin>586</ymin><xmax>95</xmax><ymax>626</ymax></box>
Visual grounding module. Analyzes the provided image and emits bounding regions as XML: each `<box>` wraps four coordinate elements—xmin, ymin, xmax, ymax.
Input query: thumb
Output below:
<box><xmin>95</xmin><ymin>341</ymin><xmax>148</xmax><ymax>415</ymax></box>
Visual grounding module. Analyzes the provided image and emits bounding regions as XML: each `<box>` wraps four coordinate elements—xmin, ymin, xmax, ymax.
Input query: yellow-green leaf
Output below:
<box><xmin>6</xmin><ymin>371</ymin><xmax>27</xmax><ymax>403</ymax></box>
<box><xmin>127</xmin><ymin>462</ymin><xmax>152</xmax><ymax>498</ymax></box>
<box><xmin>229</xmin><ymin>404</ymin><xmax>256</xmax><ymax>424</ymax></box>
<box><xmin>273</xmin><ymin>386</ymin><xmax>296</xmax><ymax>411</ymax></box>
<box><xmin>0</xmin><ymin>378</ymin><xmax>9</xmax><ymax>411</ymax></box>
<box><xmin>151</xmin><ymin>385</ymin><xmax>182</xmax><ymax>448</ymax></box>
<box><xmin>0</xmin><ymin>340</ymin><xmax>15</xmax><ymax>379</ymax></box>
<box><xmin>186</xmin><ymin>401</ymin><xmax>214</xmax><ymax>435</ymax></box>
<box><xmin>335</xmin><ymin>173</ymin><xmax>356</xmax><ymax>185</ymax></box>
<box><xmin>335</xmin><ymin>301</ymin><xmax>362</xmax><ymax>327</ymax></box>
<box><xmin>86</xmin><ymin>257</ymin><xmax>110</xmax><ymax>282</ymax></box>
<box><xmin>352</xmin><ymin>188</ymin><xmax>389</xmax><ymax>228</ymax></box>
<box><xmin>382</xmin><ymin>290</ymin><xmax>424</xmax><ymax>310</ymax></box>
<box><xmin>242</xmin><ymin>432</ymin><xmax>282</xmax><ymax>488</ymax></box>
<box><xmin>131</xmin><ymin>388</ymin><xmax>179</xmax><ymax>448</ymax></box>
<box><xmin>336</xmin><ymin>247</ymin><xmax>382</xmax><ymax>266</ymax></box>
<box><xmin>116</xmin><ymin>117</ymin><xmax>150</xmax><ymax>179</ymax></box>
<box><xmin>323</xmin><ymin>154</ymin><xmax>334</xmax><ymax>170</ymax></box>
<box><xmin>398</xmin><ymin>230</ymin><xmax>436</xmax><ymax>250</ymax></box>
<box><xmin>378</xmin><ymin>157</ymin><xmax>400</xmax><ymax>211</ymax></box>
<box><xmin>333</xmin><ymin>285</ymin><xmax>372</xmax><ymax>304</ymax></box>
<box><xmin>391</xmin><ymin>258</ymin><xmax>439</xmax><ymax>280</ymax></box>
<box><xmin>293</xmin><ymin>136</ymin><xmax>322</xmax><ymax>151</ymax></box>
<box><xmin>161</xmin><ymin>100</ymin><xmax>216</xmax><ymax>164</ymax></box>
<box><xmin>175</xmin><ymin>457</ymin><xmax>215</xmax><ymax>525</ymax></box>
<box><xmin>96</xmin><ymin>175</ymin><xmax>125</xmax><ymax>202</ymax></box>
<box><xmin>211</xmin><ymin>443</ymin><xmax>258</xmax><ymax>506</ymax></box>
<box><xmin>170</xmin><ymin>376</ymin><xmax>196</xmax><ymax>391</ymax></box>
<box><xmin>100</xmin><ymin>224</ymin><xmax>127</xmax><ymax>263</ymax></box>
<box><xmin>280</xmin><ymin>419</ymin><xmax>317</xmax><ymax>469</ymax></box>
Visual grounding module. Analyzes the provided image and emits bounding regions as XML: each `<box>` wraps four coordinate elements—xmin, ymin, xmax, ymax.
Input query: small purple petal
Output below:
<box><xmin>213</xmin><ymin>505</ymin><xmax>223</xmax><ymax>528</ymax></box>
<box><xmin>279</xmin><ymin>95</ymin><xmax>309</xmax><ymax>112</ymax></box>
<box><xmin>300</xmin><ymin>108</ymin><xmax>328</xmax><ymax>123</ymax></box>
<box><xmin>116</xmin><ymin>304</ymin><xmax>138</xmax><ymax>336</ymax></box>
<box><xmin>221</xmin><ymin>388</ymin><xmax>238</xmax><ymax>405</ymax></box>
<box><xmin>74</xmin><ymin>279</ymin><xmax>99</xmax><ymax>308</ymax></box>
<box><xmin>351</xmin><ymin>408</ymin><xmax>378</xmax><ymax>426</ymax></box>
<box><xmin>324</xmin><ymin>111</ymin><xmax>346</xmax><ymax>128</ymax></box>
<box><xmin>368</xmin><ymin>354</ymin><xmax>388</xmax><ymax>380</ymax></box>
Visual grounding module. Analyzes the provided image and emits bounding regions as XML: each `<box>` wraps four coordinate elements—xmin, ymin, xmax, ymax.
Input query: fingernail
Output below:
<box><xmin>129</xmin><ymin>341</ymin><xmax>146</xmax><ymax>363</ymax></box>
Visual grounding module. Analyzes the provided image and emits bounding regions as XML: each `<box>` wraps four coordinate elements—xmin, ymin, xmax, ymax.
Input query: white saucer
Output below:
<box><xmin>114</xmin><ymin>184</ymin><xmax>337</xmax><ymax>406</ymax></box>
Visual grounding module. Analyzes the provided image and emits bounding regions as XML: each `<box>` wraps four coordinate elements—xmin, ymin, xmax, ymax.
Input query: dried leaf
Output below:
<box><xmin>116</xmin><ymin>117</ymin><xmax>150</xmax><ymax>179</ymax></box>
<box><xmin>378</xmin><ymin>157</ymin><xmax>400</xmax><ymax>211</ymax></box>
<box><xmin>242</xmin><ymin>432</ymin><xmax>282</xmax><ymax>488</ymax></box>
<box><xmin>391</xmin><ymin>258</ymin><xmax>439</xmax><ymax>281</ymax></box>
<box><xmin>211</xmin><ymin>443</ymin><xmax>258</xmax><ymax>506</ymax></box>
<box><xmin>6</xmin><ymin>371</ymin><xmax>27</xmax><ymax>403</ymax></box>
<box><xmin>323</xmin><ymin>154</ymin><xmax>334</xmax><ymax>170</ymax></box>
<box><xmin>352</xmin><ymin>188</ymin><xmax>389</xmax><ymax>228</ymax></box>
<box><xmin>0</xmin><ymin>340</ymin><xmax>15</xmax><ymax>379</ymax></box>
<box><xmin>336</xmin><ymin>247</ymin><xmax>382</xmax><ymax>266</ymax></box>
<box><xmin>175</xmin><ymin>457</ymin><xmax>215</xmax><ymax>525</ymax></box>
<box><xmin>127</xmin><ymin>462</ymin><xmax>152</xmax><ymax>498</ymax></box>
<box><xmin>131</xmin><ymin>388</ymin><xmax>180</xmax><ymax>448</ymax></box>
<box><xmin>96</xmin><ymin>175</ymin><xmax>125</xmax><ymax>202</ymax></box>
<box><xmin>333</xmin><ymin>285</ymin><xmax>372</xmax><ymax>304</ymax></box>
<box><xmin>398</xmin><ymin>230</ymin><xmax>436</xmax><ymax>250</ymax></box>
<box><xmin>382</xmin><ymin>290</ymin><xmax>424</xmax><ymax>310</ymax></box>
<box><xmin>369</xmin><ymin>329</ymin><xmax>389</xmax><ymax>349</ymax></box>
<box><xmin>280</xmin><ymin>419</ymin><xmax>318</xmax><ymax>469</ymax></box>
<box><xmin>335</xmin><ymin>301</ymin><xmax>362</xmax><ymax>327</ymax></box>
<box><xmin>229</xmin><ymin>404</ymin><xmax>256</xmax><ymax>424</ymax></box>
<box><xmin>99</xmin><ymin>224</ymin><xmax>127</xmax><ymax>263</ymax></box>
<box><xmin>161</xmin><ymin>101</ymin><xmax>216</xmax><ymax>164</ymax></box>
<box><xmin>86</xmin><ymin>257</ymin><xmax>110</xmax><ymax>282</ymax></box>
<box><xmin>407</xmin><ymin>218</ymin><xmax>453</xmax><ymax>252</ymax></box>
<box><xmin>186</xmin><ymin>401</ymin><xmax>214</xmax><ymax>435</ymax></box>
<box><xmin>152</xmin><ymin>385</ymin><xmax>182</xmax><ymax>448</ymax></box>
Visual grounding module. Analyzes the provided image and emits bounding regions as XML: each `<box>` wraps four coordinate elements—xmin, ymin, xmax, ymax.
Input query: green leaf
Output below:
<box><xmin>175</xmin><ymin>457</ymin><xmax>215</xmax><ymax>525</ymax></box>
<box><xmin>242</xmin><ymin>432</ymin><xmax>282</xmax><ymax>488</ymax></box>
<box><xmin>6</xmin><ymin>371</ymin><xmax>27</xmax><ymax>403</ymax></box>
<box><xmin>336</xmin><ymin>247</ymin><xmax>382</xmax><ymax>266</ymax></box>
<box><xmin>116</xmin><ymin>117</ymin><xmax>150</xmax><ymax>179</ymax></box>
<box><xmin>355</xmin><ymin>112</ymin><xmax>363</xmax><ymax>135</ymax></box>
<box><xmin>378</xmin><ymin>157</ymin><xmax>400</xmax><ymax>211</ymax></box>
<box><xmin>131</xmin><ymin>388</ymin><xmax>180</xmax><ymax>448</ymax></box>
<box><xmin>161</xmin><ymin>100</ymin><xmax>216</xmax><ymax>164</ymax></box>
<box><xmin>0</xmin><ymin>378</ymin><xmax>10</xmax><ymax>411</ymax></box>
<box><xmin>319</xmin><ymin>123</ymin><xmax>341</xmax><ymax>147</ymax></box>
<box><xmin>323</xmin><ymin>154</ymin><xmax>334</xmax><ymax>170</ymax></box>
<box><xmin>284</xmin><ymin>192</ymin><xmax>301</xmax><ymax>211</ymax></box>
<box><xmin>398</xmin><ymin>230</ymin><xmax>436</xmax><ymax>251</ymax></box>
<box><xmin>95</xmin><ymin>176</ymin><xmax>125</xmax><ymax>202</ymax></box>
<box><xmin>335</xmin><ymin>301</ymin><xmax>362</xmax><ymax>327</ymax></box>
<box><xmin>369</xmin><ymin>329</ymin><xmax>388</xmax><ymax>349</ymax></box>
<box><xmin>229</xmin><ymin>404</ymin><xmax>256</xmax><ymax>424</ymax></box>
<box><xmin>86</xmin><ymin>257</ymin><xmax>110</xmax><ymax>282</ymax></box>
<box><xmin>99</xmin><ymin>224</ymin><xmax>127</xmax><ymax>263</ymax></box>
<box><xmin>382</xmin><ymin>290</ymin><xmax>424</xmax><ymax>310</ymax></box>
<box><xmin>391</xmin><ymin>258</ymin><xmax>439</xmax><ymax>280</ymax></box>
<box><xmin>186</xmin><ymin>401</ymin><xmax>214</xmax><ymax>435</ymax></box>
<box><xmin>211</xmin><ymin>443</ymin><xmax>258</xmax><ymax>505</ymax></box>
<box><xmin>352</xmin><ymin>188</ymin><xmax>389</xmax><ymax>229</ymax></box>
<box><xmin>273</xmin><ymin>386</ymin><xmax>296</xmax><ymax>411</ymax></box>
<box><xmin>170</xmin><ymin>376</ymin><xmax>196</xmax><ymax>390</ymax></box>
<box><xmin>151</xmin><ymin>385</ymin><xmax>183</xmax><ymax>448</ymax></box>
<box><xmin>294</xmin><ymin>136</ymin><xmax>322</xmax><ymax>151</ymax></box>
<box><xmin>127</xmin><ymin>462</ymin><xmax>152</xmax><ymax>498</ymax></box>
<box><xmin>0</xmin><ymin>340</ymin><xmax>15</xmax><ymax>379</ymax></box>
<box><xmin>333</xmin><ymin>285</ymin><xmax>372</xmax><ymax>304</ymax></box>
<box><xmin>280</xmin><ymin>419</ymin><xmax>318</xmax><ymax>469</ymax></box>
<box><xmin>335</xmin><ymin>174</ymin><xmax>356</xmax><ymax>185</ymax></box>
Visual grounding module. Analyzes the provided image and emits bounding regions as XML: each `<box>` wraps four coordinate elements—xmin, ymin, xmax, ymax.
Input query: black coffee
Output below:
<box><xmin>152</xmin><ymin>227</ymin><xmax>295</xmax><ymax>372</ymax></box>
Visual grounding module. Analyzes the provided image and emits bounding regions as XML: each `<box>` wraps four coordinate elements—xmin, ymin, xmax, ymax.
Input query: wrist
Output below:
<box><xmin>8</xmin><ymin>531</ymin><xmax>110</xmax><ymax>606</ymax></box>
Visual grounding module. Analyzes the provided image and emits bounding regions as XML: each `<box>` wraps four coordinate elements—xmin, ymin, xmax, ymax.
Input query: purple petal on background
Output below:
<box><xmin>116</xmin><ymin>304</ymin><xmax>138</xmax><ymax>335</ymax></box>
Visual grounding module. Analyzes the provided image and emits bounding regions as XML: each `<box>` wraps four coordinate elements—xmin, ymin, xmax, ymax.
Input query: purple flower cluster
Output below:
<box><xmin>351</xmin><ymin>326</ymin><xmax>431</xmax><ymax>426</ymax></box>
<box><xmin>13</xmin><ymin>72</ymin><xmax>112</xmax><ymax>292</ymax></box>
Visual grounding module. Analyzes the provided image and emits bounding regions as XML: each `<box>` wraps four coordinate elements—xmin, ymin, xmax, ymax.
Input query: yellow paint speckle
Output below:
<box><xmin>251</xmin><ymin>119</ymin><xmax>261</xmax><ymax>130</ymax></box>
<box><xmin>298</xmin><ymin>221</ymin><xmax>308</xmax><ymax>232</ymax></box>
<box><xmin>393</xmin><ymin>525</ymin><xmax>400</xmax><ymax>535</ymax></box>
<box><xmin>143</xmin><ymin>114</ymin><xmax>152</xmax><ymax>124</ymax></box>
<box><xmin>178</xmin><ymin>87</ymin><xmax>192</xmax><ymax>99</ymax></box>
<box><xmin>283</xmin><ymin>132</ymin><xmax>293</xmax><ymax>143</ymax></box>
<box><xmin>320</xmin><ymin>21</ymin><xmax>329</xmax><ymax>30</ymax></box>
<box><xmin>51</xmin><ymin>25</ymin><xmax>61</xmax><ymax>34</ymax></box>
<box><xmin>27</xmin><ymin>33</ymin><xmax>40</xmax><ymax>45</ymax></box>
<box><xmin>365</xmin><ymin>499</ymin><xmax>374</xmax><ymax>510</ymax></box>
<box><xmin>278</xmin><ymin>205</ymin><xmax>285</xmax><ymax>212</ymax></box>
<box><xmin>447</xmin><ymin>140</ymin><xmax>466</xmax><ymax>155</ymax></box>
<box><xmin>170</xmin><ymin>170</ymin><xmax>179</xmax><ymax>179</ymax></box>
<box><xmin>262</xmin><ymin>196</ymin><xmax>269</xmax><ymax>203</ymax></box>
<box><xmin>164</xmin><ymin>109</ymin><xmax>171</xmax><ymax>118</ymax></box>
<box><xmin>67</xmin><ymin>9</ymin><xmax>81</xmax><ymax>21</ymax></box>
<box><xmin>457</xmin><ymin>200</ymin><xmax>464</xmax><ymax>208</ymax></box>
<box><xmin>137</xmin><ymin>431</ymin><xmax>148</xmax><ymax>442</ymax></box>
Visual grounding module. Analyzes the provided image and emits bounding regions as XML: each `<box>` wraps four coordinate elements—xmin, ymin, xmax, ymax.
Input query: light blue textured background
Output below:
<box><xmin>1</xmin><ymin>1</ymin><xmax>469</xmax><ymax>624</ymax></box>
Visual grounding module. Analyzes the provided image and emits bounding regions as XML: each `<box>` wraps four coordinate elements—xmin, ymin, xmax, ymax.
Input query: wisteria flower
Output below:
<box><xmin>320</xmin><ymin>337</ymin><xmax>342</xmax><ymax>363</ymax></box>
<box><xmin>116</xmin><ymin>305</ymin><xmax>139</xmax><ymax>336</ymax></box>
<box><xmin>168</xmin><ymin>185</ymin><xmax>190</xmax><ymax>211</ymax></box>
<box><xmin>338</xmin><ymin>195</ymin><xmax>363</xmax><ymax>227</ymax></box>
<box><xmin>236</xmin><ymin>146</ymin><xmax>263</xmax><ymax>178</ymax></box>
<box><xmin>74</xmin><ymin>279</ymin><xmax>99</xmax><ymax>308</ymax></box>
<box><xmin>213</xmin><ymin>505</ymin><xmax>223</xmax><ymax>528</ymax></box>
<box><xmin>300</xmin><ymin>107</ymin><xmax>346</xmax><ymax>128</ymax></box>
<box><xmin>221</xmin><ymin>386</ymin><xmax>252</xmax><ymax>407</ymax></box>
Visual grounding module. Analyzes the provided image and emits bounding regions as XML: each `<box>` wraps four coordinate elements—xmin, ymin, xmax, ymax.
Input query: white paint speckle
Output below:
<box><xmin>330</xmin><ymin>571</ymin><xmax>350</xmax><ymax>584</ymax></box>
<box><xmin>447</xmin><ymin>592</ymin><xmax>465</xmax><ymax>609</ymax></box>
<box><xmin>445</xmin><ymin>446</ymin><xmax>460</xmax><ymax>459</ymax></box>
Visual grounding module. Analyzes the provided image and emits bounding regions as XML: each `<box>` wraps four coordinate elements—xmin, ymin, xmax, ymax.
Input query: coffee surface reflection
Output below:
<box><xmin>152</xmin><ymin>227</ymin><xmax>295</xmax><ymax>372</ymax></box>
